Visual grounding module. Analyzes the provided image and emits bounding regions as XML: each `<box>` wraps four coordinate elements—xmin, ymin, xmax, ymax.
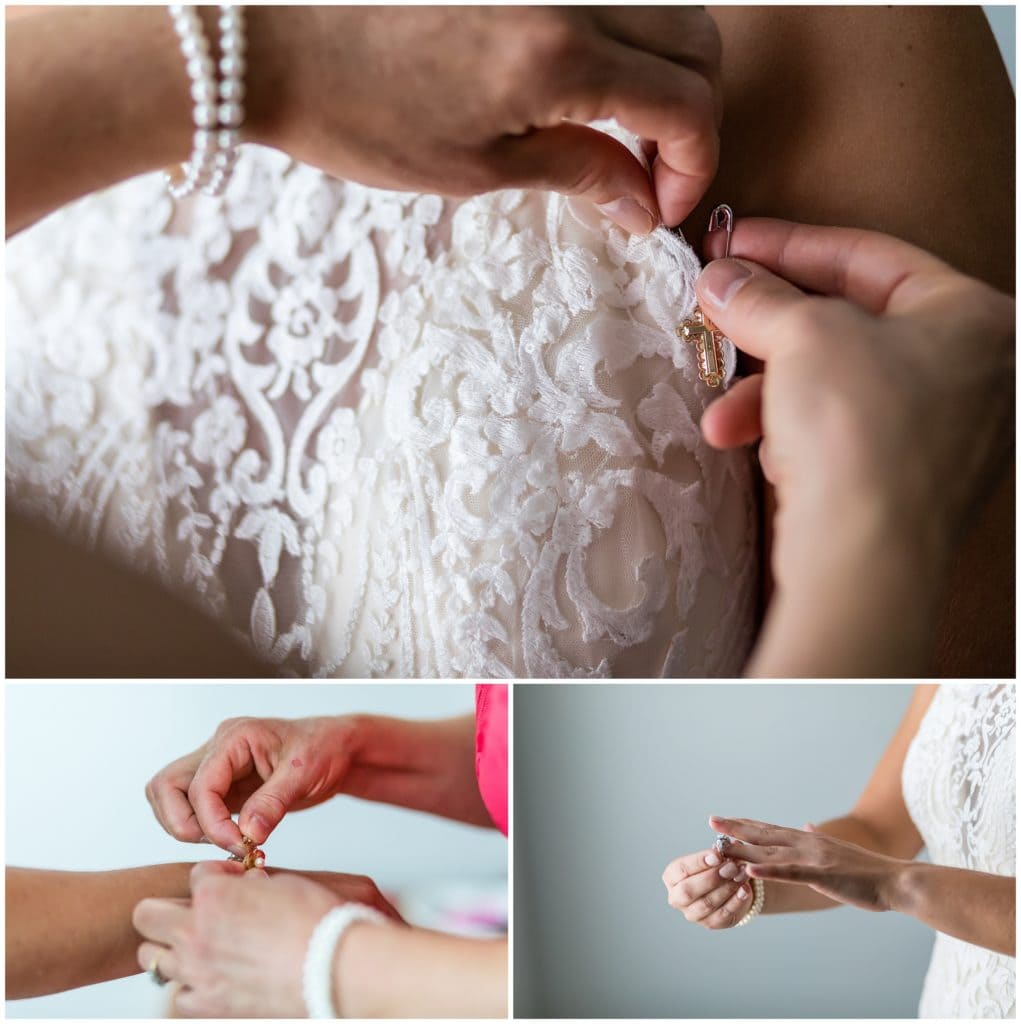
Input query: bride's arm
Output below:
<box><xmin>757</xmin><ymin>685</ymin><xmax>935</xmax><ymax>914</ymax></box>
<box><xmin>6</xmin><ymin>6</ymin><xmax>193</xmax><ymax>237</ymax></box>
<box><xmin>5</xmin><ymin>863</ymin><xmax>193</xmax><ymax>998</ymax></box>
<box><xmin>687</xmin><ymin>6</ymin><xmax>1014</xmax><ymax>677</ymax></box>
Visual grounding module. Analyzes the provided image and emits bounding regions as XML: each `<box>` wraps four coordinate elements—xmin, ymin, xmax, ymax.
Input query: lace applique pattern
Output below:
<box><xmin>6</xmin><ymin>128</ymin><xmax>758</xmax><ymax>677</ymax></box>
<box><xmin>902</xmin><ymin>684</ymin><xmax>1016</xmax><ymax>1018</ymax></box>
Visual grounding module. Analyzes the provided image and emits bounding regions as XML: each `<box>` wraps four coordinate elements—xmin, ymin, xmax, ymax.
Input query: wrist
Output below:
<box><xmin>885</xmin><ymin>859</ymin><xmax>927</xmax><ymax>916</ymax></box>
<box><xmin>240</xmin><ymin>4</ymin><xmax>296</xmax><ymax>149</ymax></box>
<box><xmin>330</xmin><ymin>921</ymin><xmax>387</xmax><ymax>1018</ymax></box>
<box><xmin>755</xmin><ymin>493</ymin><xmax>942</xmax><ymax>676</ymax></box>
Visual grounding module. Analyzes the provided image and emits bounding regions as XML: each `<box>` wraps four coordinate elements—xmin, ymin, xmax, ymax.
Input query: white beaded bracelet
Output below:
<box><xmin>165</xmin><ymin>4</ymin><xmax>245</xmax><ymax>199</ymax></box>
<box><xmin>733</xmin><ymin>876</ymin><xmax>766</xmax><ymax>927</ymax></box>
<box><xmin>302</xmin><ymin>905</ymin><xmax>388</xmax><ymax>1018</ymax></box>
<box><xmin>204</xmin><ymin>4</ymin><xmax>245</xmax><ymax>197</ymax></box>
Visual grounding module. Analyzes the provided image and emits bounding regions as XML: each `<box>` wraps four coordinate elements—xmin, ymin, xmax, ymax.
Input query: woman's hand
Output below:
<box><xmin>244</xmin><ymin>6</ymin><xmax>722</xmax><ymax>230</ymax></box>
<box><xmin>661</xmin><ymin>846</ymin><xmax>755</xmax><ymax>929</ymax></box>
<box><xmin>147</xmin><ymin>713</ymin><xmax>492</xmax><ymax>856</ymax></box>
<box><xmin>697</xmin><ymin>219</ymin><xmax>1015</xmax><ymax>676</ymax></box>
<box><xmin>146</xmin><ymin>716</ymin><xmax>363</xmax><ymax>855</ymax></box>
<box><xmin>710</xmin><ymin>815</ymin><xmax>909</xmax><ymax>912</ymax></box>
<box><xmin>133</xmin><ymin>862</ymin><xmax>392</xmax><ymax>1018</ymax></box>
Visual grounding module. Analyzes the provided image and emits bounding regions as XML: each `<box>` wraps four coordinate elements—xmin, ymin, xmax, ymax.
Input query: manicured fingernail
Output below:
<box><xmin>699</xmin><ymin>259</ymin><xmax>752</xmax><ymax>308</ymax></box>
<box><xmin>704</xmin><ymin>853</ymin><xmax>720</xmax><ymax>867</ymax></box>
<box><xmin>719</xmin><ymin>862</ymin><xmax>737</xmax><ymax>879</ymax></box>
<box><xmin>734</xmin><ymin>870</ymin><xmax>748</xmax><ymax>883</ymax></box>
<box><xmin>737</xmin><ymin>886</ymin><xmax>749</xmax><ymax>899</ymax></box>
<box><xmin>597</xmin><ymin>197</ymin><xmax>655</xmax><ymax>236</ymax></box>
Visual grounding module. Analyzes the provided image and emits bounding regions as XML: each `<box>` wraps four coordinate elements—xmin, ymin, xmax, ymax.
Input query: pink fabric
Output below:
<box><xmin>475</xmin><ymin>684</ymin><xmax>508</xmax><ymax>836</ymax></box>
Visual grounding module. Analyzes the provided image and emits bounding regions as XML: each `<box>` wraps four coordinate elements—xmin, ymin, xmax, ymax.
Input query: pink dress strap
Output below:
<box><xmin>475</xmin><ymin>684</ymin><xmax>508</xmax><ymax>836</ymax></box>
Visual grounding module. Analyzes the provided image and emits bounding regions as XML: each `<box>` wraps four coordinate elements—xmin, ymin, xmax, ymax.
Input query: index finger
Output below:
<box><xmin>709</xmin><ymin>815</ymin><xmax>800</xmax><ymax>846</ymax></box>
<box><xmin>596</xmin><ymin>50</ymin><xmax>718</xmax><ymax>226</ymax></box>
<box><xmin>188</xmin><ymin>741</ymin><xmax>255</xmax><ymax>855</ymax></box>
<box><xmin>721</xmin><ymin>218</ymin><xmax>951</xmax><ymax>315</ymax></box>
<box><xmin>661</xmin><ymin>848</ymin><xmax>722</xmax><ymax>887</ymax></box>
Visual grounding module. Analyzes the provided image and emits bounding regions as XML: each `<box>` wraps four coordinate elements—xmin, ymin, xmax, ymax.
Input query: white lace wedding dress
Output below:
<box><xmin>901</xmin><ymin>683</ymin><xmax>1016</xmax><ymax>1018</ymax></box>
<box><xmin>5</xmin><ymin>126</ymin><xmax>758</xmax><ymax>677</ymax></box>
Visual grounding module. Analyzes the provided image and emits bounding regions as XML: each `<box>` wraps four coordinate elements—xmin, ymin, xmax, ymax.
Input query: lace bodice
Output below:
<box><xmin>901</xmin><ymin>684</ymin><xmax>1016</xmax><ymax>1018</ymax></box>
<box><xmin>6</xmin><ymin>126</ymin><xmax>758</xmax><ymax>677</ymax></box>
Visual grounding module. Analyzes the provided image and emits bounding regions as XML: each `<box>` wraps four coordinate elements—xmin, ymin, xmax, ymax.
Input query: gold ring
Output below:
<box><xmin>148</xmin><ymin>957</ymin><xmax>169</xmax><ymax>987</ymax></box>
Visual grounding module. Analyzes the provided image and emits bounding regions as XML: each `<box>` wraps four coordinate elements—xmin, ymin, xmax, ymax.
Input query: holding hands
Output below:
<box><xmin>660</xmin><ymin>844</ymin><xmax>754</xmax><ymax>930</ymax></box>
<box><xmin>134</xmin><ymin>862</ymin><xmax>401</xmax><ymax>1017</ymax></box>
<box><xmin>706</xmin><ymin>815</ymin><xmax>908</xmax><ymax>913</ymax></box>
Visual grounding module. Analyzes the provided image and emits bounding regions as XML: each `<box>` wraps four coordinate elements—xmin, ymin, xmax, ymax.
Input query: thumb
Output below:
<box><xmin>238</xmin><ymin>767</ymin><xmax>308</xmax><ymax>844</ymax></box>
<box><xmin>696</xmin><ymin>258</ymin><xmax>813</xmax><ymax>362</ymax></box>
<box><xmin>490</xmin><ymin>122</ymin><xmax>660</xmax><ymax>235</ymax></box>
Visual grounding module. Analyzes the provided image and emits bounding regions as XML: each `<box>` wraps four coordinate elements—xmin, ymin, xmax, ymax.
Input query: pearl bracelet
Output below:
<box><xmin>165</xmin><ymin>4</ymin><xmax>245</xmax><ymax>199</ymax></box>
<box><xmin>733</xmin><ymin>876</ymin><xmax>765</xmax><ymax>927</ymax></box>
<box><xmin>302</xmin><ymin>905</ymin><xmax>388</xmax><ymax>1018</ymax></box>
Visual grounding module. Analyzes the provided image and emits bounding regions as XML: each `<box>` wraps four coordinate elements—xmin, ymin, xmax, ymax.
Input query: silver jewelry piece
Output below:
<box><xmin>713</xmin><ymin>833</ymin><xmax>732</xmax><ymax>856</ymax></box>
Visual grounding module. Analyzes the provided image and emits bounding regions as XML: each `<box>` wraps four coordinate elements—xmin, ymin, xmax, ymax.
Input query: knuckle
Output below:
<box><xmin>699</xmin><ymin>893</ymin><xmax>717</xmax><ymax>914</ymax></box>
<box><xmin>131</xmin><ymin>899</ymin><xmax>152</xmax><ymax>932</ymax></box>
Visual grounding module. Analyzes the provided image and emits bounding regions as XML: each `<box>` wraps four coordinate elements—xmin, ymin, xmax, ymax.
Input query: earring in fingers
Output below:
<box><xmin>678</xmin><ymin>203</ymin><xmax>735</xmax><ymax>389</ymax></box>
<box><xmin>713</xmin><ymin>833</ymin><xmax>733</xmax><ymax>856</ymax></box>
<box><xmin>227</xmin><ymin>834</ymin><xmax>266</xmax><ymax>870</ymax></box>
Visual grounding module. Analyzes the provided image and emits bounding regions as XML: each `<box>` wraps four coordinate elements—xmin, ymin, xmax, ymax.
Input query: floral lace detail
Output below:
<box><xmin>6</xmin><ymin>126</ymin><xmax>758</xmax><ymax>677</ymax></box>
<box><xmin>902</xmin><ymin>684</ymin><xmax>1016</xmax><ymax>1018</ymax></box>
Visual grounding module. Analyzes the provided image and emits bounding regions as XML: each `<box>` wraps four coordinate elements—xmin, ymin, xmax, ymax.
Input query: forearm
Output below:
<box><xmin>748</xmin><ymin>509</ymin><xmax>940</xmax><ymax>678</ymax></box>
<box><xmin>759</xmin><ymin>815</ymin><xmax>887</xmax><ymax>914</ymax></box>
<box><xmin>342</xmin><ymin>714</ymin><xmax>493</xmax><ymax>829</ymax></box>
<box><xmin>5</xmin><ymin>863</ymin><xmax>193</xmax><ymax>998</ymax></box>
<box><xmin>6</xmin><ymin>6</ymin><xmax>196</xmax><ymax>236</ymax></box>
<box><xmin>889</xmin><ymin>862</ymin><xmax>1015</xmax><ymax>956</ymax></box>
<box><xmin>334</xmin><ymin>924</ymin><xmax>507</xmax><ymax>1018</ymax></box>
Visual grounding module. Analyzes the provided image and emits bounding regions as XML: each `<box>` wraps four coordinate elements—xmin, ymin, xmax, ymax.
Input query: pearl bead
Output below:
<box><xmin>218</xmin><ymin>102</ymin><xmax>244</xmax><ymax>128</ymax></box>
<box><xmin>219</xmin><ymin>12</ymin><xmax>241</xmax><ymax>33</ymax></box>
<box><xmin>219</xmin><ymin>78</ymin><xmax>245</xmax><ymax>102</ymax></box>
<box><xmin>193</xmin><ymin>103</ymin><xmax>217</xmax><ymax>128</ymax></box>
<box><xmin>191</xmin><ymin>79</ymin><xmax>217</xmax><ymax>104</ymax></box>
<box><xmin>193</xmin><ymin>129</ymin><xmax>215</xmax><ymax>151</ymax></box>
<box><xmin>218</xmin><ymin>128</ymin><xmax>241</xmax><ymax>149</ymax></box>
<box><xmin>221</xmin><ymin>30</ymin><xmax>245</xmax><ymax>55</ymax></box>
<box><xmin>186</xmin><ymin>54</ymin><xmax>214</xmax><ymax>79</ymax></box>
<box><xmin>180</xmin><ymin>33</ymin><xmax>208</xmax><ymax>59</ymax></box>
<box><xmin>220</xmin><ymin>54</ymin><xmax>246</xmax><ymax>79</ymax></box>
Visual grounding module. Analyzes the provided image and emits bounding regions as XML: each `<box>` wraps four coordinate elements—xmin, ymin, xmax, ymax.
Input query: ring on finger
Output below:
<box><xmin>148</xmin><ymin>957</ymin><xmax>169</xmax><ymax>987</ymax></box>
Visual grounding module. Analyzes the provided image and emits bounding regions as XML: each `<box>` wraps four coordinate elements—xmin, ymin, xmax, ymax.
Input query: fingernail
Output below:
<box><xmin>734</xmin><ymin>870</ymin><xmax>748</xmax><ymax>883</ymax></box>
<box><xmin>719</xmin><ymin>862</ymin><xmax>737</xmax><ymax>879</ymax></box>
<box><xmin>597</xmin><ymin>197</ymin><xmax>655</xmax><ymax>236</ymax></box>
<box><xmin>699</xmin><ymin>259</ymin><xmax>752</xmax><ymax>308</ymax></box>
<box><xmin>248</xmin><ymin>812</ymin><xmax>269</xmax><ymax>837</ymax></box>
<box><xmin>704</xmin><ymin>853</ymin><xmax>720</xmax><ymax>867</ymax></box>
<box><xmin>737</xmin><ymin>886</ymin><xmax>749</xmax><ymax>900</ymax></box>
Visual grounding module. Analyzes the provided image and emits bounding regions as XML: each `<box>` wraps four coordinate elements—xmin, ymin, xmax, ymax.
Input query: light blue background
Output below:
<box><xmin>6</xmin><ymin>683</ymin><xmax>506</xmax><ymax>1019</ymax></box>
<box><xmin>985</xmin><ymin>5</ymin><xmax>1016</xmax><ymax>86</ymax></box>
<box><xmin>514</xmin><ymin>684</ymin><xmax>935</xmax><ymax>1018</ymax></box>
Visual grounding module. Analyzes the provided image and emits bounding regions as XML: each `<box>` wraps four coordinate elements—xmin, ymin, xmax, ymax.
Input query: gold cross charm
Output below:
<box><xmin>677</xmin><ymin>308</ymin><xmax>725</xmax><ymax>388</ymax></box>
<box><xmin>676</xmin><ymin>203</ymin><xmax>734</xmax><ymax>390</ymax></box>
